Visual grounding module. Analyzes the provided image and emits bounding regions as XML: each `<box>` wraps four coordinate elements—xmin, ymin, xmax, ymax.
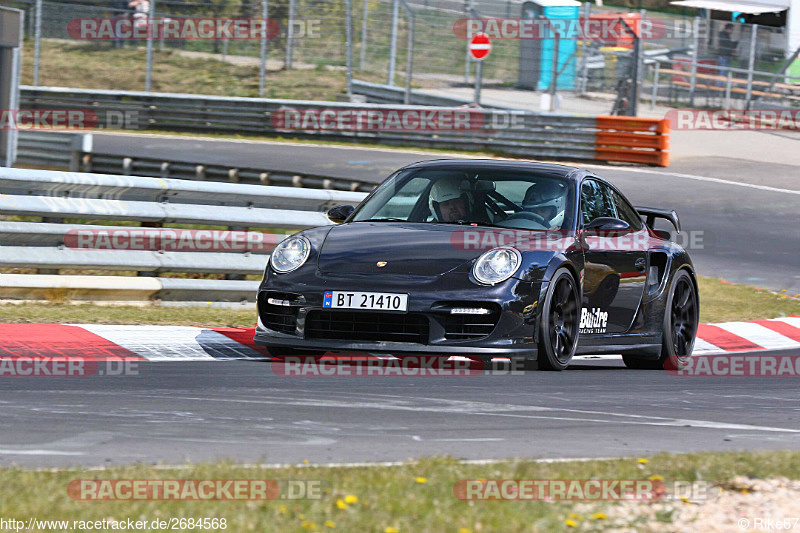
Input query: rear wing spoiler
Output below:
<box><xmin>635</xmin><ymin>206</ymin><xmax>681</xmax><ymax>232</ymax></box>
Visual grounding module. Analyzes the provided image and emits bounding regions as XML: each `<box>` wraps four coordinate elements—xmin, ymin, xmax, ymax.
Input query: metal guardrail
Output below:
<box><xmin>350</xmin><ymin>80</ymin><xmax>519</xmax><ymax>110</ymax></box>
<box><xmin>18</xmin><ymin>86</ymin><xmax>670</xmax><ymax>166</ymax></box>
<box><xmin>15</xmin><ymin>130</ymin><xmax>91</xmax><ymax>170</ymax></box>
<box><xmin>0</xmin><ymin>167</ymin><xmax>367</xmax><ymax>303</ymax></box>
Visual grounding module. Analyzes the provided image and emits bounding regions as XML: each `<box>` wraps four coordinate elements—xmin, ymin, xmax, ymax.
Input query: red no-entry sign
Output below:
<box><xmin>469</xmin><ymin>33</ymin><xmax>491</xmax><ymax>61</ymax></box>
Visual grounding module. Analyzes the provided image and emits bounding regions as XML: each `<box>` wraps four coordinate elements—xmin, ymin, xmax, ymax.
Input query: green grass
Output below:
<box><xmin>0</xmin><ymin>276</ymin><xmax>796</xmax><ymax>326</ymax></box>
<box><xmin>21</xmin><ymin>41</ymin><xmax>384</xmax><ymax>100</ymax></box>
<box><xmin>0</xmin><ymin>302</ymin><xmax>256</xmax><ymax>327</ymax></box>
<box><xmin>697</xmin><ymin>277</ymin><xmax>800</xmax><ymax>323</ymax></box>
<box><xmin>1</xmin><ymin>451</ymin><xmax>799</xmax><ymax>532</ymax></box>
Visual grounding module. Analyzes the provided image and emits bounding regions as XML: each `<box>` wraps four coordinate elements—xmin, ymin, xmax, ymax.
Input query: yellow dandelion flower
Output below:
<box><xmin>324</xmin><ymin>521</ymin><xmax>335</xmax><ymax>528</ymax></box>
<box><xmin>344</xmin><ymin>495</ymin><xmax>358</xmax><ymax>504</ymax></box>
<box><xmin>301</xmin><ymin>520</ymin><xmax>317</xmax><ymax>530</ymax></box>
<box><xmin>590</xmin><ymin>513</ymin><xmax>607</xmax><ymax>520</ymax></box>
<box><xmin>637</xmin><ymin>458</ymin><xmax>649</xmax><ymax>464</ymax></box>
<box><xmin>279</xmin><ymin>505</ymin><xmax>287</xmax><ymax>514</ymax></box>
<box><xmin>681</xmin><ymin>496</ymin><xmax>691</xmax><ymax>503</ymax></box>
<box><xmin>385</xmin><ymin>528</ymin><xmax>400</xmax><ymax>533</ymax></box>
<box><xmin>336</xmin><ymin>499</ymin><xmax>347</xmax><ymax>510</ymax></box>
<box><xmin>648</xmin><ymin>475</ymin><xmax>663</xmax><ymax>481</ymax></box>
<box><xmin>415</xmin><ymin>477</ymin><xmax>427</xmax><ymax>484</ymax></box>
<box><xmin>458</xmin><ymin>529</ymin><xmax>472</xmax><ymax>533</ymax></box>
<box><xmin>303</xmin><ymin>459</ymin><xmax>310</xmax><ymax>464</ymax></box>
<box><xmin>568</xmin><ymin>513</ymin><xmax>583</xmax><ymax>520</ymax></box>
<box><xmin>564</xmin><ymin>519</ymin><xmax>578</xmax><ymax>527</ymax></box>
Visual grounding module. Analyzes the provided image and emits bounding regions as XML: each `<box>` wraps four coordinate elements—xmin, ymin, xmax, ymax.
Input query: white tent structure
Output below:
<box><xmin>670</xmin><ymin>0</ymin><xmax>799</xmax><ymax>58</ymax></box>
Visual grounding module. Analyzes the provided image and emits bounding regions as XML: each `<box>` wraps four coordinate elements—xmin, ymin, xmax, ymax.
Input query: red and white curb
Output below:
<box><xmin>0</xmin><ymin>317</ymin><xmax>798</xmax><ymax>361</ymax></box>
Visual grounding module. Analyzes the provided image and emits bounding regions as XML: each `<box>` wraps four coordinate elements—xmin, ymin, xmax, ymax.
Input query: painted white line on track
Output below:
<box><xmin>112</xmin><ymin>392</ymin><xmax>800</xmax><ymax>434</ymax></box>
<box><xmin>579</xmin><ymin>163</ymin><xmax>800</xmax><ymax>196</ymax></box>
<box><xmin>35</xmin><ymin>456</ymin><xmax>630</xmax><ymax>473</ymax></box>
<box><xmin>0</xmin><ymin>449</ymin><xmax>85</xmax><ymax>456</ymax></box>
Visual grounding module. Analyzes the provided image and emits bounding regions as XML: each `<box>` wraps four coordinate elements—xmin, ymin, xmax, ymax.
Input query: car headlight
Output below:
<box><xmin>270</xmin><ymin>236</ymin><xmax>311</xmax><ymax>273</ymax></box>
<box><xmin>473</xmin><ymin>247</ymin><xmax>522</xmax><ymax>285</ymax></box>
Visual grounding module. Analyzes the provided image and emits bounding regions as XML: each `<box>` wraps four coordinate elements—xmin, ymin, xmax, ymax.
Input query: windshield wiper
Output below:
<box><xmin>360</xmin><ymin>218</ymin><xmax>408</xmax><ymax>222</ymax></box>
<box><xmin>432</xmin><ymin>220</ymin><xmax>503</xmax><ymax>228</ymax></box>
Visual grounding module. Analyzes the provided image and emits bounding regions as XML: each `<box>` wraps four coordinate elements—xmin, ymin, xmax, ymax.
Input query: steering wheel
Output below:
<box><xmin>504</xmin><ymin>211</ymin><xmax>549</xmax><ymax>227</ymax></box>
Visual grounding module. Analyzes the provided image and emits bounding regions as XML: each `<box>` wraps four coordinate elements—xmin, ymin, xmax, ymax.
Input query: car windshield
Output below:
<box><xmin>350</xmin><ymin>168</ymin><xmax>575</xmax><ymax>231</ymax></box>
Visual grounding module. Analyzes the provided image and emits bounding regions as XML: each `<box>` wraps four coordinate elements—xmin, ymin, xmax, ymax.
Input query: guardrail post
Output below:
<box><xmin>387</xmin><ymin>0</ymin><xmax>399</xmax><ymax>86</ymax></box>
<box><xmin>346</xmin><ymin>0</ymin><xmax>354</xmax><ymax>97</ymax></box>
<box><xmin>650</xmin><ymin>61</ymin><xmax>660</xmax><ymax>109</ymax></box>
<box><xmin>360</xmin><ymin>0</ymin><xmax>368</xmax><ymax>70</ymax></box>
<box><xmin>144</xmin><ymin>0</ymin><xmax>156</xmax><ymax>91</ymax></box>
<box><xmin>400</xmin><ymin>0</ymin><xmax>414</xmax><ymax>105</ymax></box>
<box><xmin>33</xmin><ymin>0</ymin><xmax>41</xmax><ymax>86</ymax></box>
<box><xmin>689</xmin><ymin>16</ymin><xmax>699</xmax><ymax>107</ymax></box>
<box><xmin>259</xmin><ymin>0</ymin><xmax>269</xmax><ymax>97</ymax></box>
<box><xmin>464</xmin><ymin>0</ymin><xmax>472</xmax><ymax>84</ymax></box>
<box><xmin>745</xmin><ymin>24</ymin><xmax>757</xmax><ymax>111</ymax></box>
<box><xmin>69</xmin><ymin>133</ymin><xmax>92</xmax><ymax>172</ymax></box>
<box><xmin>724</xmin><ymin>69</ymin><xmax>732</xmax><ymax>109</ymax></box>
<box><xmin>285</xmin><ymin>0</ymin><xmax>296</xmax><ymax>69</ymax></box>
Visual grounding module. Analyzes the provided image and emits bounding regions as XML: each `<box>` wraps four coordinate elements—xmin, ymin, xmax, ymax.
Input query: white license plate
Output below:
<box><xmin>323</xmin><ymin>291</ymin><xmax>408</xmax><ymax>312</ymax></box>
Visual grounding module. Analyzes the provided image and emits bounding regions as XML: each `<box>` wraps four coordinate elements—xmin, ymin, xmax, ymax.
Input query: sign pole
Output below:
<box><xmin>475</xmin><ymin>60</ymin><xmax>482</xmax><ymax>105</ymax></box>
<box><xmin>468</xmin><ymin>32</ymin><xmax>491</xmax><ymax>106</ymax></box>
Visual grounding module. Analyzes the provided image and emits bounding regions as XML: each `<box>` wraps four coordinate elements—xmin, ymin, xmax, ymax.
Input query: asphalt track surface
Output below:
<box><xmin>1</xmin><ymin>350</ymin><xmax>799</xmax><ymax>467</ymax></box>
<box><xmin>95</xmin><ymin>133</ymin><xmax>800</xmax><ymax>293</ymax></box>
<box><xmin>2</xmin><ymin>135</ymin><xmax>795</xmax><ymax>468</ymax></box>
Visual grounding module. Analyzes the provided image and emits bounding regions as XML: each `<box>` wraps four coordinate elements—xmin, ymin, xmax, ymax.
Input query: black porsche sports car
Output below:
<box><xmin>254</xmin><ymin>160</ymin><xmax>699</xmax><ymax>370</ymax></box>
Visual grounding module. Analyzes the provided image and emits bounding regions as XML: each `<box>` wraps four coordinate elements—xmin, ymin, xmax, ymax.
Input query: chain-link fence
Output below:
<box><xmin>3</xmin><ymin>0</ymin><xmax>798</xmax><ymax>114</ymax></box>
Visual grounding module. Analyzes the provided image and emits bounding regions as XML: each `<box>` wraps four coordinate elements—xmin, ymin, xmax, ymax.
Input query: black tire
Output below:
<box><xmin>623</xmin><ymin>269</ymin><xmax>698</xmax><ymax>370</ymax></box>
<box><xmin>536</xmin><ymin>268</ymin><xmax>581</xmax><ymax>371</ymax></box>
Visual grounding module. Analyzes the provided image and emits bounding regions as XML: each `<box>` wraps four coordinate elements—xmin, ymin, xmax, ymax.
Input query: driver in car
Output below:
<box><xmin>522</xmin><ymin>181</ymin><xmax>567</xmax><ymax>230</ymax></box>
<box><xmin>429</xmin><ymin>176</ymin><xmax>471</xmax><ymax>222</ymax></box>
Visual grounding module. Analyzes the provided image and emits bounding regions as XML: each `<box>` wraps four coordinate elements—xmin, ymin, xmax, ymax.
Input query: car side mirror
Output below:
<box><xmin>327</xmin><ymin>204</ymin><xmax>355</xmax><ymax>224</ymax></box>
<box><xmin>585</xmin><ymin>217</ymin><xmax>631</xmax><ymax>232</ymax></box>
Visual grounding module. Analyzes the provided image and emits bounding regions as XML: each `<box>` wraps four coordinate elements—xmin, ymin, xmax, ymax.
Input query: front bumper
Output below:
<box><xmin>254</xmin><ymin>270</ymin><xmax>543</xmax><ymax>358</ymax></box>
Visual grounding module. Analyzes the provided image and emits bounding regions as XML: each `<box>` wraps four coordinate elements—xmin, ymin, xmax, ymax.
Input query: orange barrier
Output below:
<box><xmin>594</xmin><ymin>116</ymin><xmax>670</xmax><ymax>167</ymax></box>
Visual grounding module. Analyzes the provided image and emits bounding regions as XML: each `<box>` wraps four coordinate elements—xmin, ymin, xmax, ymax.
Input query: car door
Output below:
<box><xmin>579</xmin><ymin>178</ymin><xmax>648</xmax><ymax>334</ymax></box>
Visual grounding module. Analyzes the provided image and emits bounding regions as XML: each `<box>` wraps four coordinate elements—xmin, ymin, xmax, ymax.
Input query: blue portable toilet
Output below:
<box><xmin>518</xmin><ymin>0</ymin><xmax>581</xmax><ymax>91</ymax></box>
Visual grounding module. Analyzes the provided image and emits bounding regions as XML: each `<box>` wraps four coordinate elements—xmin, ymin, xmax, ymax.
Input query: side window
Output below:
<box><xmin>580</xmin><ymin>180</ymin><xmax>615</xmax><ymax>225</ymax></box>
<box><xmin>610</xmin><ymin>190</ymin><xmax>643</xmax><ymax>230</ymax></box>
<box><xmin>371</xmin><ymin>177</ymin><xmax>429</xmax><ymax>220</ymax></box>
